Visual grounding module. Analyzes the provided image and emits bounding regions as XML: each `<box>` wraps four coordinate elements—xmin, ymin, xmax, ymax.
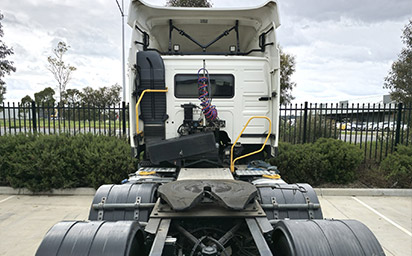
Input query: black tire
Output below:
<box><xmin>36</xmin><ymin>221</ymin><xmax>146</xmax><ymax>256</ymax></box>
<box><xmin>271</xmin><ymin>219</ymin><xmax>385</xmax><ymax>256</ymax></box>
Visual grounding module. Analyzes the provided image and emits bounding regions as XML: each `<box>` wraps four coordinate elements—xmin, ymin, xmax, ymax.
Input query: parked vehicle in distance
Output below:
<box><xmin>373</xmin><ymin>121</ymin><xmax>408</xmax><ymax>131</ymax></box>
<box><xmin>358</xmin><ymin>122</ymin><xmax>379</xmax><ymax>131</ymax></box>
<box><xmin>390</xmin><ymin>121</ymin><xmax>408</xmax><ymax>131</ymax></box>
<box><xmin>367</xmin><ymin>122</ymin><xmax>377</xmax><ymax>131</ymax></box>
<box><xmin>374</xmin><ymin>122</ymin><xmax>389</xmax><ymax>131</ymax></box>
<box><xmin>351</xmin><ymin>122</ymin><xmax>367</xmax><ymax>131</ymax></box>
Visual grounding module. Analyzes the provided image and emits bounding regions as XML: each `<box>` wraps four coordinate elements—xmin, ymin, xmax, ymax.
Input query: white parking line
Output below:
<box><xmin>352</xmin><ymin>196</ymin><xmax>412</xmax><ymax>237</ymax></box>
<box><xmin>0</xmin><ymin>196</ymin><xmax>15</xmax><ymax>204</ymax></box>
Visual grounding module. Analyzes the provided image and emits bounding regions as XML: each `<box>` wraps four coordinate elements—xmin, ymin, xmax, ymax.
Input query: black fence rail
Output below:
<box><xmin>0</xmin><ymin>102</ymin><xmax>129</xmax><ymax>137</ymax></box>
<box><xmin>2</xmin><ymin>101</ymin><xmax>411</xmax><ymax>162</ymax></box>
<box><xmin>280</xmin><ymin>102</ymin><xmax>411</xmax><ymax>162</ymax></box>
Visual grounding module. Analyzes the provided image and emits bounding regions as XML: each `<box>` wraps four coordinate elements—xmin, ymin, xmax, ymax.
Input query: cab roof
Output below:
<box><xmin>127</xmin><ymin>1</ymin><xmax>280</xmax><ymax>54</ymax></box>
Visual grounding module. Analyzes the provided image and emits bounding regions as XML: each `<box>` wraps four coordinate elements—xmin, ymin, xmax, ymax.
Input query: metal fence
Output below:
<box><xmin>279</xmin><ymin>102</ymin><xmax>411</xmax><ymax>162</ymax></box>
<box><xmin>2</xmin><ymin>101</ymin><xmax>411</xmax><ymax>162</ymax></box>
<box><xmin>0</xmin><ymin>101</ymin><xmax>129</xmax><ymax>137</ymax></box>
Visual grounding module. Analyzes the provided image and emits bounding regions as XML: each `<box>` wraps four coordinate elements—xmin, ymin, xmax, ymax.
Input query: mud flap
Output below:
<box><xmin>272</xmin><ymin>219</ymin><xmax>385</xmax><ymax>256</ymax></box>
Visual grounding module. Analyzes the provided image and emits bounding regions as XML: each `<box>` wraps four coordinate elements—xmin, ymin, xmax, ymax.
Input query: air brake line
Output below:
<box><xmin>197</xmin><ymin>63</ymin><xmax>218</xmax><ymax>121</ymax></box>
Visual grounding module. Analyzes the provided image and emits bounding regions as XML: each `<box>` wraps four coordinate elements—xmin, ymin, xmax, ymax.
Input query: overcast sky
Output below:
<box><xmin>1</xmin><ymin>0</ymin><xmax>411</xmax><ymax>104</ymax></box>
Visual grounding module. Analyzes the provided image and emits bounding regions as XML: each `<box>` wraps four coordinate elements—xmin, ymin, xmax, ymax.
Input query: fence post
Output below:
<box><xmin>303</xmin><ymin>101</ymin><xmax>308</xmax><ymax>143</ymax></box>
<box><xmin>122</xmin><ymin>101</ymin><xmax>127</xmax><ymax>135</ymax></box>
<box><xmin>395</xmin><ymin>103</ymin><xmax>403</xmax><ymax>150</ymax></box>
<box><xmin>31</xmin><ymin>101</ymin><xmax>37</xmax><ymax>132</ymax></box>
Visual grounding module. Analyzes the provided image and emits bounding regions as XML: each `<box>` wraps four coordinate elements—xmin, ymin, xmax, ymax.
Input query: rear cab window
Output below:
<box><xmin>174</xmin><ymin>74</ymin><xmax>234</xmax><ymax>98</ymax></box>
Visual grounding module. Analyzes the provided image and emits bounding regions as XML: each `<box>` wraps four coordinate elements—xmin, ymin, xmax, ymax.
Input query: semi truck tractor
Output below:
<box><xmin>36</xmin><ymin>1</ymin><xmax>385</xmax><ymax>255</ymax></box>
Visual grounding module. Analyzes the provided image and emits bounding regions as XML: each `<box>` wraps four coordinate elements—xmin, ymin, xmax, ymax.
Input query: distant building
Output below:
<box><xmin>331</xmin><ymin>95</ymin><xmax>399</xmax><ymax>123</ymax></box>
<box><xmin>339</xmin><ymin>94</ymin><xmax>396</xmax><ymax>107</ymax></box>
<box><xmin>281</xmin><ymin>95</ymin><xmax>401</xmax><ymax>125</ymax></box>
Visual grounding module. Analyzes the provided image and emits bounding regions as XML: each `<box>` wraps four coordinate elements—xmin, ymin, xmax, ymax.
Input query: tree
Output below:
<box><xmin>279</xmin><ymin>46</ymin><xmax>297</xmax><ymax>105</ymax></box>
<box><xmin>21</xmin><ymin>95</ymin><xmax>33</xmax><ymax>105</ymax></box>
<box><xmin>81</xmin><ymin>86</ymin><xmax>98</xmax><ymax>106</ymax></box>
<box><xmin>47</xmin><ymin>41</ymin><xmax>76</xmax><ymax>102</ymax></box>
<box><xmin>166</xmin><ymin>0</ymin><xmax>212</xmax><ymax>7</ymax></box>
<box><xmin>61</xmin><ymin>88</ymin><xmax>81</xmax><ymax>105</ymax></box>
<box><xmin>80</xmin><ymin>84</ymin><xmax>121</xmax><ymax>107</ymax></box>
<box><xmin>97</xmin><ymin>84</ymin><xmax>122</xmax><ymax>106</ymax></box>
<box><xmin>34</xmin><ymin>87</ymin><xmax>55</xmax><ymax>106</ymax></box>
<box><xmin>19</xmin><ymin>95</ymin><xmax>33</xmax><ymax>116</ymax></box>
<box><xmin>0</xmin><ymin>12</ymin><xmax>16</xmax><ymax>104</ymax></box>
<box><xmin>384</xmin><ymin>19</ymin><xmax>412</xmax><ymax>105</ymax></box>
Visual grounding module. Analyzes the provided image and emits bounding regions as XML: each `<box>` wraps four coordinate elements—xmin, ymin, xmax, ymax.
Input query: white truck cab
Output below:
<box><xmin>127</xmin><ymin>0</ymin><xmax>280</xmax><ymax>166</ymax></box>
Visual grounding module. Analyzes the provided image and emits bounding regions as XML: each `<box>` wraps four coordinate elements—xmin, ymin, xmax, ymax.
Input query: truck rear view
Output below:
<box><xmin>128</xmin><ymin>0</ymin><xmax>280</xmax><ymax>166</ymax></box>
<box><xmin>36</xmin><ymin>1</ymin><xmax>385</xmax><ymax>255</ymax></box>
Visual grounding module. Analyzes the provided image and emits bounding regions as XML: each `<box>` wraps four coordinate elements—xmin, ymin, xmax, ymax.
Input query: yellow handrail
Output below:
<box><xmin>230</xmin><ymin>116</ymin><xmax>272</xmax><ymax>173</ymax></box>
<box><xmin>135</xmin><ymin>88</ymin><xmax>168</xmax><ymax>134</ymax></box>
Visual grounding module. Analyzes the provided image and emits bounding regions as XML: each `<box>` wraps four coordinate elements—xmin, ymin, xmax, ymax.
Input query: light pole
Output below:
<box><xmin>115</xmin><ymin>0</ymin><xmax>127</xmax><ymax>135</ymax></box>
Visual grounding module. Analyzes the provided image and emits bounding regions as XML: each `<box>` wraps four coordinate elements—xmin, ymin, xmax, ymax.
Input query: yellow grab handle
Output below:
<box><xmin>230</xmin><ymin>116</ymin><xmax>272</xmax><ymax>173</ymax></box>
<box><xmin>135</xmin><ymin>88</ymin><xmax>168</xmax><ymax>134</ymax></box>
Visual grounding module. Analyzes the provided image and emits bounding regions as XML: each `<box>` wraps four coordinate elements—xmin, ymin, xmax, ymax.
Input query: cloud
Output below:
<box><xmin>1</xmin><ymin>0</ymin><xmax>409</xmax><ymax>105</ymax></box>
<box><xmin>274</xmin><ymin>0</ymin><xmax>409</xmax><ymax>103</ymax></box>
<box><xmin>290</xmin><ymin>56</ymin><xmax>391</xmax><ymax>103</ymax></box>
<box><xmin>278</xmin><ymin>16</ymin><xmax>405</xmax><ymax>59</ymax></box>
<box><xmin>1</xmin><ymin>0</ymin><xmax>125</xmax><ymax>102</ymax></box>
<box><xmin>279</xmin><ymin>0</ymin><xmax>412</xmax><ymax>23</ymax></box>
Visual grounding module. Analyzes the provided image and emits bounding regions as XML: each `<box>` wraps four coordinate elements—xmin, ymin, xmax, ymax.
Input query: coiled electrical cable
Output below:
<box><xmin>197</xmin><ymin>68</ymin><xmax>218</xmax><ymax>121</ymax></box>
